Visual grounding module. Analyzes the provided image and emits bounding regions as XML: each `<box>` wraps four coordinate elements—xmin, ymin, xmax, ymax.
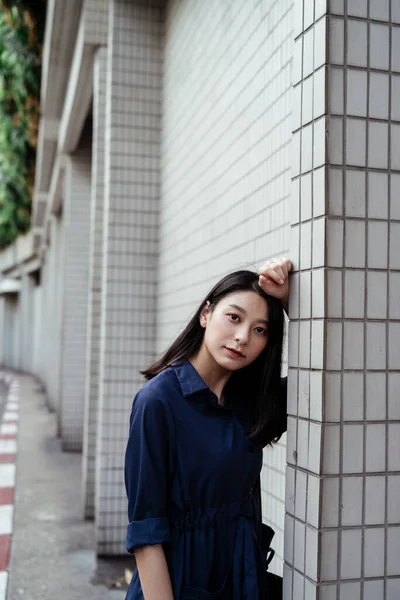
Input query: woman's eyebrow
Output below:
<box><xmin>228</xmin><ymin>304</ymin><xmax>269</xmax><ymax>325</ymax></box>
<box><xmin>228</xmin><ymin>303</ymin><xmax>246</xmax><ymax>314</ymax></box>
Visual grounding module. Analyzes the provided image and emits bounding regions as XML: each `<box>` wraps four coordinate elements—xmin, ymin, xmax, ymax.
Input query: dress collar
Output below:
<box><xmin>172</xmin><ymin>359</ymin><xmax>233</xmax><ymax>410</ymax></box>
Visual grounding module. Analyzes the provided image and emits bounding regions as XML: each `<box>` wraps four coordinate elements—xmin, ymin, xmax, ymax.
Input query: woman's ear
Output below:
<box><xmin>200</xmin><ymin>301</ymin><xmax>211</xmax><ymax>328</ymax></box>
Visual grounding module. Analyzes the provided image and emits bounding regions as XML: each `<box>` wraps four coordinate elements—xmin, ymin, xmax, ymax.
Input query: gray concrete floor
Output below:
<box><xmin>7</xmin><ymin>373</ymin><xmax>133</xmax><ymax>600</ymax></box>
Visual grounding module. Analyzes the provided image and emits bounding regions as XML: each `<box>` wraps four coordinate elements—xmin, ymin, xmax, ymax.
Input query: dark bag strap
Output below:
<box><xmin>260</xmin><ymin>523</ymin><xmax>275</xmax><ymax>569</ymax></box>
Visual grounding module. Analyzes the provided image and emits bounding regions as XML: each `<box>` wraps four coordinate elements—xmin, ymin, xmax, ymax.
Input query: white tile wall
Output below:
<box><xmin>160</xmin><ymin>0</ymin><xmax>293</xmax><ymax>573</ymax></box>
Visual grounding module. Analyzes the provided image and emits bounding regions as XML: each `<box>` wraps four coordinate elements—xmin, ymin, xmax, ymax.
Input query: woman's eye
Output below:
<box><xmin>255</xmin><ymin>327</ymin><xmax>266</xmax><ymax>335</ymax></box>
<box><xmin>228</xmin><ymin>314</ymin><xmax>239</xmax><ymax>322</ymax></box>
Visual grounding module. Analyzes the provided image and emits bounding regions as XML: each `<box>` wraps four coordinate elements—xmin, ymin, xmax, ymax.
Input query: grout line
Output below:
<box><xmin>384</xmin><ymin>3</ymin><xmax>393</xmax><ymax>597</ymax></box>
<box><xmin>337</xmin><ymin>4</ymin><xmax>348</xmax><ymax>598</ymax></box>
<box><xmin>360</xmin><ymin>6</ymin><xmax>371</xmax><ymax>598</ymax></box>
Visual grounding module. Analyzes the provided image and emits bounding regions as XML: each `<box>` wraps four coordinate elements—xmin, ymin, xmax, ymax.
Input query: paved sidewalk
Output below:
<box><xmin>6</xmin><ymin>373</ymin><xmax>133</xmax><ymax>600</ymax></box>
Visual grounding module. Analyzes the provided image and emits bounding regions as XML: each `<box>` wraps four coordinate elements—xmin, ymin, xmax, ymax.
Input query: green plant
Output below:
<box><xmin>0</xmin><ymin>0</ymin><xmax>44</xmax><ymax>248</ymax></box>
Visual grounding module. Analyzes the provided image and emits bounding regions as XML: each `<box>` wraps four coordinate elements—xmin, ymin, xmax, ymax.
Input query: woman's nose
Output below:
<box><xmin>235</xmin><ymin>327</ymin><xmax>248</xmax><ymax>344</ymax></box>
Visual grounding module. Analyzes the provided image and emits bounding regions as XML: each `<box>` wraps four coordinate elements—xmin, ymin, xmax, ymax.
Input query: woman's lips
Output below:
<box><xmin>225</xmin><ymin>347</ymin><xmax>244</xmax><ymax>358</ymax></box>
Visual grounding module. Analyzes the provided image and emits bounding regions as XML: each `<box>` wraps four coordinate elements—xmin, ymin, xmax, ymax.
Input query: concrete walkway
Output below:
<box><xmin>6</xmin><ymin>373</ymin><xmax>132</xmax><ymax>600</ymax></box>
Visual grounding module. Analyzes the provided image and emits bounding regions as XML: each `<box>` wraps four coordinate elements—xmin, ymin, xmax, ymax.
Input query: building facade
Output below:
<box><xmin>0</xmin><ymin>0</ymin><xmax>399</xmax><ymax>597</ymax></box>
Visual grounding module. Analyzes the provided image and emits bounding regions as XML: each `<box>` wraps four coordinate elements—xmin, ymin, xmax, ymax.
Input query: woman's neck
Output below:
<box><xmin>189</xmin><ymin>347</ymin><xmax>232</xmax><ymax>404</ymax></box>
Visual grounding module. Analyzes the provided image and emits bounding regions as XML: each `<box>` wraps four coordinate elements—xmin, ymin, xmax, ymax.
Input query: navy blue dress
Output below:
<box><xmin>124</xmin><ymin>360</ymin><xmax>287</xmax><ymax>600</ymax></box>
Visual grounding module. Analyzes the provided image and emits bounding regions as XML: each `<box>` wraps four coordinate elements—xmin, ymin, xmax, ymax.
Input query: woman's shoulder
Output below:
<box><xmin>133</xmin><ymin>367</ymin><xmax>181</xmax><ymax>409</ymax></box>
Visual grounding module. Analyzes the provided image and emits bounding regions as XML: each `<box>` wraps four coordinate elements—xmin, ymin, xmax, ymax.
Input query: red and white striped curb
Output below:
<box><xmin>0</xmin><ymin>373</ymin><xmax>19</xmax><ymax>600</ymax></box>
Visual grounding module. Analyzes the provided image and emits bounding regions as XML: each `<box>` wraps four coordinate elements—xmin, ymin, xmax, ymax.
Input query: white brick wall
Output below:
<box><xmin>159</xmin><ymin>0</ymin><xmax>293</xmax><ymax>573</ymax></box>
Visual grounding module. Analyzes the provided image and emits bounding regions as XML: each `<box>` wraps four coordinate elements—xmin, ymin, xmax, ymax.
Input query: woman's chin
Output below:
<box><xmin>213</xmin><ymin>353</ymin><xmax>245</xmax><ymax>372</ymax></box>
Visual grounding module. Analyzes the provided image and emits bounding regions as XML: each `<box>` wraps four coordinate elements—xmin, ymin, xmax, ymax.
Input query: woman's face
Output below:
<box><xmin>200</xmin><ymin>291</ymin><xmax>269</xmax><ymax>372</ymax></box>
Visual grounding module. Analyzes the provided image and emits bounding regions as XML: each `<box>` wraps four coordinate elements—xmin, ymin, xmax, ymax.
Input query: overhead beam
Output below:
<box><xmin>58</xmin><ymin>0</ymin><xmax>108</xmax><ymax>154</ymax></box>
<box><xmin>47</xmin><ymin>154</ymin><xmax>67</xmax><ymax>218</ymax></box>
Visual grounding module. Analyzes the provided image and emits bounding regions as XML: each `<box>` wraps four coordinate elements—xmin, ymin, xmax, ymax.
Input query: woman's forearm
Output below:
<box><xmin>135</xmin><ymin>544</ymin><xmax>174</xmax><ymax>600</ymax></box>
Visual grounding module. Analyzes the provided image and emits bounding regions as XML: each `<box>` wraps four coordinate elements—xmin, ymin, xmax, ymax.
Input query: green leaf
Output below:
<box><xmin>0</xmin><ymin>0</ymin><xmax>43</xmax><ymax>248</ymax></box>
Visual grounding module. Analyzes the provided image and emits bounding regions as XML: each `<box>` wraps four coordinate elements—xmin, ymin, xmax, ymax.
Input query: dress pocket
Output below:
<box><xmin>181</xmin><ymin>584</ymin><xmax>231</xmax><ymax>600</ymax></box>
<box><xmin>181</xmin><ymin>567</ymin><xmax>232</xmax><ymax>600</ymax></box>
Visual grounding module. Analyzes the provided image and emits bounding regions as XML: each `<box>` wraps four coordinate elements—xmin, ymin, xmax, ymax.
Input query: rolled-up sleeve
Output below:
<box><xmin>124</xmin><ymin>386</ymin><xmax>174</xmax><ymax>553</ymax></box>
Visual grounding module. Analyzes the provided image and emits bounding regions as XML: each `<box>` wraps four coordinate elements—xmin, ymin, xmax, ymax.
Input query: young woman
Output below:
<box><xmin>124</xmin><ymin>257</ymin><xmax>292</xmax><ymax>600</ymax></box>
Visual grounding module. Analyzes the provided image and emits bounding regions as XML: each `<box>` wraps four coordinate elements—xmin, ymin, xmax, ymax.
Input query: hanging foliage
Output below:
<box><xmin>0</xmin><ymin>0</ymin><xmax>45</xmax><ymax>248</ymax></box>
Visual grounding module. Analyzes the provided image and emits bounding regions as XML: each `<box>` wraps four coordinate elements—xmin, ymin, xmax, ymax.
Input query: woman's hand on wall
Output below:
<box><xmin>258</xmin><ymin>256</ymin><xmax>292</xmax><ymax>315</ymax></box>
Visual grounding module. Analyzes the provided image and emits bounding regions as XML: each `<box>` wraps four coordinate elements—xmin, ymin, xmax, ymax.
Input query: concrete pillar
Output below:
<box><xmin>60</xmin><ymin>133</ymin><xmax>92</xmax><ymax>451</ymax></box>
<box><xmin>285</xmin><ymin>2</ymin><xmax>400</xmax><ymax>598</ymax></box>
<box><xmin>96</xmin><ymin>0</ymin><xmax>163</xmax><ymax>554</ymax></box>
<box><xmin>82</xmin><ymin>47</ymin><xmax>107</xmax><ymax>519</ymax></box>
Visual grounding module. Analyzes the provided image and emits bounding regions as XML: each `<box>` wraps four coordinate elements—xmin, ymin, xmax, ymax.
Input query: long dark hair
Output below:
<box><xmin>142</xmin><ymin>270</ymin><xmax>285</xmax><ymax>447</ymax></box>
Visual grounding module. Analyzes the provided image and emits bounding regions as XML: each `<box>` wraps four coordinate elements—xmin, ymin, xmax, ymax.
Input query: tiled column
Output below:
<box><xmin>0</xmin><ymin>296</ymin><xmax>4</xmax><ymax>365</ymax></box>
<box><xmin>2</xmin><ymin>295</ymin><xmax>19</xmax><ymax>369</ymax></box>
<box><xmin>286</xmin><ymin>1</ymin><xmax>400</xmax><ymax>598</ymax></box>
<box><xmin>35</xmin><ymin>251</ymin><xmax>49</xmax><ymax>382</ymax></box>
<box><xmin>32</xmin><ymin>282</ymin><xmax>43</xmax><ymax>381</ymax></box>
<box><xmin>60</xmin><ymin>134</ymin><xmax>92</xmax><ymax>451</ymax></box>
<box><xmin>42</xmin><ymin>231</ymin><xmax>56</xmax><ymax>409</ymax></box>
<box><xmin>95</xmin><ymin>0</ymin><xmax>163</xmax><ymax>554</ymax></box>
<box><xmin>19</xmin><ymin>274</ymin><xmax>34</xmax><ymax>372</ymax></box>
<box><xmin>82</xmin><ymin>47</ymin><xmax>107</xmax><ymax>519</ymax></box>
<box><xmin>44</xmin><ymin>216</ymin><xmax>64</xmax><ymax>416</ymax></box>
<box><xmin>53</xmin><ymin>215</ymin><xmax>65</xmax><ymax>429</ymax></box>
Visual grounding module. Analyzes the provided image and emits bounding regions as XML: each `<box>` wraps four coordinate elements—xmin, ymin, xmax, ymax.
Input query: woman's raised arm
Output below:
<box><xmin>258</xmin><ymin>256</ymin><xmax>292</xmax><ymax>315</ymax></box>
